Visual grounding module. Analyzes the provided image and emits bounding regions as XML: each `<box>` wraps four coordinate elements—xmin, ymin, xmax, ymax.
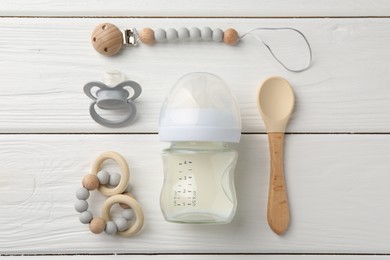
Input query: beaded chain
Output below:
<box><xmin>139</xmin><ymin>27</ymin><xmax>239</xmax><ymax>45</ymax></box>
<box><xmin>74</xmin><ymin>151</ymin><xmax>144</xmax><ymax>236</ymax></box>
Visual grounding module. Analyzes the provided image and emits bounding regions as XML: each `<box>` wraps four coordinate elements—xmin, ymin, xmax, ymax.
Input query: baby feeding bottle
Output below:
<box><xmin>159</xmin><ymin>72</ymin><xmax>241</xmax><ymax>224</ymax></box>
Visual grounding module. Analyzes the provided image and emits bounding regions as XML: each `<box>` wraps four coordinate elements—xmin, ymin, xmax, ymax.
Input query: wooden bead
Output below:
<box><xmin>119</xmin><ymin>203</ymin><xmax>130</xmax><ymax>209</ymax></box>
<box><xmin>89</xmin><ymin>217</ymin><xmax>106</xmax><ymax>234</ymax></box>
<box><xmin>91</xmin><ymin>23</ymin><xmax>123</xmax><ymax>56</ymax></box>
<box><xmin>139</xmin><ymin>28</ymin><xmax>155</xmax><ymax>45</ymax></box>
<box><xmin>82</xmin><ymin>174</ymin><xmax>100</xmax><ymax>190</ymax></box>
<box><xmin>223</xmin><ymin>28</ymin><xmax>239</xmax><ymax>46</ymax></box>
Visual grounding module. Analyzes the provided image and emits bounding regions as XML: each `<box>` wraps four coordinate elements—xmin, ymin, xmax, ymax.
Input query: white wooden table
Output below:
<box><xmin>1</xmin><ymin>1</ymin><xmax>390</xmax><ymax>259</ymax></box>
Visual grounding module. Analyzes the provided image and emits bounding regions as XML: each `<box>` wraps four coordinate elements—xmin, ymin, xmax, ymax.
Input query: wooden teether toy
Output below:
<box><xmin>75</xmin><ymin>151</ymin><xmax>144</xmax><ymax>236</ymax></box>
<box><xmin>91</xmin><ymin>23</ymin><xmax>313</xmax><ymax>72</ymax></box>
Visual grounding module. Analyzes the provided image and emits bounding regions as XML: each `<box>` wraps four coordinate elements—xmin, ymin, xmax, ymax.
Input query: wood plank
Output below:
<box><xmin>0</xmin><ymin>18</ymin><xmax>389</xmax><ymax>133</ymax></box>
<box><xmin>1</xmin><ymin>0</ymin><xmax>390</xmax><ymax>17</ymax></box>
<box><xmin>3</xmin><ymin>256</ymin><xmax>390</xmax><ymax>260</ymax></box>
<box><xmin>1</xmin><ymin>134</ymin><xmax>390</xmax><ymax>254</ymax></box>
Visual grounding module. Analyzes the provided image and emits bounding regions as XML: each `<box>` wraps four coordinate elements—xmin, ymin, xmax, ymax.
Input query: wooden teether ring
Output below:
<box><xmin>120</xmin><ymin>192</ymin><xmax>136</xmax><ymax>209</ymax></box>
<box><xmin>102</xmin><ymin>194</ymin><xmax>144</xmax><ymax>236</ymax></box>
<box><xmin>91</xmin><ymin>23</ymin><xmax>123</xmax><ymax>56</ymax></box>
<box><xmin>91</xmin><ymin>151</ymin><xmax>129</xmax><ymax>196</ymax></box>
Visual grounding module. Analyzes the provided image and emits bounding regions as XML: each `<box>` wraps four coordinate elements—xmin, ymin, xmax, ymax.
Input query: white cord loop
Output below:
<box><xmin>240</xmin><ymin>27</ymin><xmax>313</xmax><ymax>72</ymax></box>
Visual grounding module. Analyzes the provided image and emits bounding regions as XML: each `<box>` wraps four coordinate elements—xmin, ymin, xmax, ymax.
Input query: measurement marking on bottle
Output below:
<box><xmin>173</xmin><ymin>159</ymin><xmax>197</xmax><ymax>207</ymax></box>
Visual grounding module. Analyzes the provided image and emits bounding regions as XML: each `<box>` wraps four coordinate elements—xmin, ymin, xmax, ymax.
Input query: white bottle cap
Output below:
<box><xmin>159</xmin><ymin>72</ymin><xmax>241</xmax><ymax>143</ymax></box>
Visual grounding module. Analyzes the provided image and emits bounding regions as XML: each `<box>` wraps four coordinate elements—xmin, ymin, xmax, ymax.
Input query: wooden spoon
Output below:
<box><xmin>257</xmin><ymin>76</ymin><xmax>295</xmax><ymax>235</ymax></box>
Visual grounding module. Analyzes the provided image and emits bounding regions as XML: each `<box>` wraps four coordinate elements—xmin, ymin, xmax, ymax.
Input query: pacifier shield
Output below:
<box><xmin>84</xmin><ymin>77</ymin><xmax>142</xmax><ymax>128</ymax></box>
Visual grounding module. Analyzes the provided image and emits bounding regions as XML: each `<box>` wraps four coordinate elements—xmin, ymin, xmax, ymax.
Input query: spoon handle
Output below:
<box><xmin>267</xmin><ymin>132</ymin><xmax>290</xmax><ymax>235</ymax></box>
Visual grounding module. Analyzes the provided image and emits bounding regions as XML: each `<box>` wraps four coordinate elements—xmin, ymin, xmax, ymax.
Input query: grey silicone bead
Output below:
<box><xmin>178</xmin><ymin>27</ymin><xmax>189</xmax><ymax>40</ymax></box>
<box><xmin>74</xmin><ymin>200</ymin><xmax>88</xmax><ymax>213</ymax></box>
<box><xmin>212</xmin><ymin>28</ymin><xmax>224</xmax><ymax>42</ymax></box>
<box><xmin>114</xmin><ymin>217</ymin><xmax>129</xmax><ymax>232</ymax></box>
<box><xmin>201</xmin><ymin>27</ymin><xmax>212</xmax><ymax>41</ymax></box>
<box><xmin>166</xmin><ymin>28</ymin><xmax>178</xmax><ymax>42</ymax></box>
<box><xmin>97</xmin><ymin>170</ymin><xmax>109</xmax><ymax>185</ymax></box>
<box><xmin>122</xmin><ymin>209</ymin><xmax>135</xmax><ymax>220</ymax></box>
<box><xmin>109</xmin><ymin>173</ymin><xmax>121</xmax><ymax>187</ymax></box>
<box><xmin>154</xmin><ymin>28</ymin><xmax>166</xmax><ymax>43</ymax></box>
<box><xmin>105</xmin><ymin>221</ymin><xmax>118</xmax><ymax>235</ymax></box>
<box><xmin>79</xmin><ymin>211</ymin><xmax>93</xmax><ymax>224</ymax></box>
<box><xmin>189</xmin><ymin>27</ymin><xmax>201</xmax><ymax>41</ymax></box>
<box><xmin>76</xmin><ymin>187</ymin><xmax>90</xmax><ymax>200</ymax></box>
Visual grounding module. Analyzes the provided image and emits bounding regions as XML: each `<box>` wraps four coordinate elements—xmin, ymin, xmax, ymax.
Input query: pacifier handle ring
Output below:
<box><xmin>91</xmin><ymin>151</ymin><xmax>130</xmax><ymax>196</ymax></box>
<box><xmin>89</xmin><ymin>101</ymin><xmax>137</xmax><ymax>128</ymax></box>
<box><xmin>115</xmin><ymin>80</ymin><xmax>142</xmax><ymax>101</ymax></box>
<box><xmin>102</xmin><ymin>194</ymin><xmax>145</xmax><ymax>236</ymax></box>
<box><xmin>84</xmin><ymin>81</ymin><xmax>108</xmax><ymax>100</ymax></box>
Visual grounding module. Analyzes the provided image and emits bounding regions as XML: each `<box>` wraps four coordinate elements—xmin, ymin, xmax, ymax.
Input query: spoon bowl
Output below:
<box><xmin>257</xmin><ymin>76</ymin><xmax>295</xmax><ymax>235</ymax></box>
<box><xmin>258</xmin><ymin>76</ymin><xmax>295</xmax><ymax>132</ymax></box>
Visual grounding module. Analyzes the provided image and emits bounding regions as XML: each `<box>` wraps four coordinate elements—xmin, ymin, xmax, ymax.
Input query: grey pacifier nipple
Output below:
<box><xmin>84</xmin><ymin>71</ymin><xmax>142</xmax><ymax>128</ymax></box>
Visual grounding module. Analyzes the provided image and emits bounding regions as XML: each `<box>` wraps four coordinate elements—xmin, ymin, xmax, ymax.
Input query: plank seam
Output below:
<box><xmin>1</xmin><ymin>15</ymin><xmax>390</xmax><ymax>19</ymax></box>
<box><xmin>0</xmin><ymin>132</ymin><xmax>387</xmax><ymax>135</ymax></box>
<box><xmin>2</xmin><ymin>253</ymin><xmax>390</xmax><ymax>256</ymax></box>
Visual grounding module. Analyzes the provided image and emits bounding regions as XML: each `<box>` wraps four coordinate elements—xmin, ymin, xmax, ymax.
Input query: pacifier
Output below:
<box><xmin>84</xmin><ymin>71</ymin><xmax>142</xmax><ymax>127</ymax></box>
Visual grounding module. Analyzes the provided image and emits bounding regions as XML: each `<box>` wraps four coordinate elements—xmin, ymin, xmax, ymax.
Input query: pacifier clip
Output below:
<box><xmin>91</xmin><ymin>23</ymin><xmax>313</xmax><ymax>72</ymax></box>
